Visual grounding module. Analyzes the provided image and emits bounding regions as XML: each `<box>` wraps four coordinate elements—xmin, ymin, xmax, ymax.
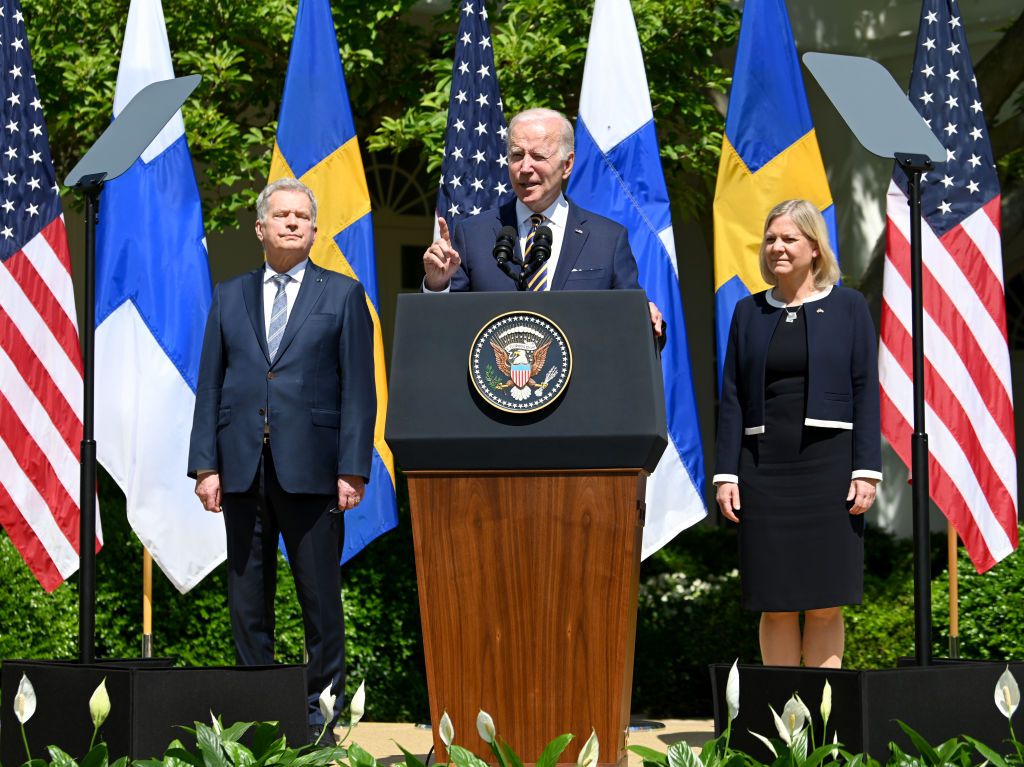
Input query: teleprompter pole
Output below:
<box><xmin>78</xmin><ymin>178</ymin><xmax>104</xmax><ymax>664</ymax></box>
<box><xmin>897</xmin><ymin>152</ymin><xmax>934</xmax><ymax>666</ymax></box>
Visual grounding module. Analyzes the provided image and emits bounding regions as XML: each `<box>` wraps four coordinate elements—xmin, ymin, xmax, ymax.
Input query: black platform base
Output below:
<box><xmin>1</xmin><ymin>659</ymin><xmax>308</xmax><ymax>762</ymax></box>
<box><xmin>710</xmin><ymin>661</ymin><xmax>1024</xmax><ymax>758</ymax></box>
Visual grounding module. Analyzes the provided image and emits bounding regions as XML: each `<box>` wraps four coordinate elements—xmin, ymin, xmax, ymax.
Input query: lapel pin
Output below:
<box><xmin>575</xmin><ymin>228</ymin><xmax>583</xmax><ymax>234</ymax></box>
<box><xmin>817</xmin><ymin>308</ymin><xmax>824</xmax><ymax>313</ymax></box>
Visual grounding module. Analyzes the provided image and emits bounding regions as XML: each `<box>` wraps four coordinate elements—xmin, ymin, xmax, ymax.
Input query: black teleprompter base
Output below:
<box><xmin>1</xmin><ymin>659</ymin><xmax>307</xmax><ymax>763</ymax></box>
<box><xmin>710</xmin><ymin>661</ymin><xmax>1024</xmax><ymax>758</ymax></box>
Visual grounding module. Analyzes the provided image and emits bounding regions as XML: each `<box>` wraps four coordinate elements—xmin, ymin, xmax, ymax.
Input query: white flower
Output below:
<box><xmin>820</xmin><ymin>680</ymin><xmax>832</xmax><ymax>723</ymax></box>
<box><xmin>13</xmin><ymin>674</ymin><xmax>36</xmax><ymax>725</ymax></box>
<box><xmin>749</xmin><ymin>729</ymin><xmax>778</xmax><ymax>757</ymax></box>
<box><xmin>831</xmin><ymin>731</ymin><xmax>840</xmax><ymax>759</ymax></box>
<box><xmin>771</xmin><ymin>696</ymin><xmax>807</xmax><ymax>744</ymax></box>
<box><xmin>349</xmin><ymin>680</ymin><xmax>366</xmax><ymax>726</ymax></box>
<box><xmin>726</xmin><ymin>660</ymin><xmax>740</xmax><ymax>722</ymax></box>
<box><xmin>89</xmin><ymin>678</ymin><xmax>110</xmax><ymax>728</ymax></box>
<box><xmin>794</xmin><ymin>694</ymin><xmax>812</xmax><ymax>726</ymax></box>
<box><xmin>476</xmin><ymin>710</ymin><xmax>496</xmax><ymax>744</ymax></box>
<box><xmin>995</xmin><ymin>666</ymin><xmax>1020</xmax><ymax>720</ymax></box>
<box><xmin>318</xmin><ymin>683</ymin><xmax>337</xmax><ymax>725</ymax></box>
<box><xmin>210</xmin><ymin>711</ymin><xmax>222</xmax><ymax>735</ymax></box>
<box><xmin>577</xmin><ymin>729</ymin><xmax>599</xmax><ymax>767</ymax></box>
<box><xmin>439</xmin><ymin>711</ymin><xmax>454</xmax><ymax>747</ymax></box>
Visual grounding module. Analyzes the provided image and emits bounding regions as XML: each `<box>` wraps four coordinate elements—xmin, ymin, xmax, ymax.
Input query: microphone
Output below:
<box><xmin>492</xmin><ymin>225</ymin><xmax>519</xmax><ymax>284</ymax></box>
<box><xmin>520</xmin><ymin>225</ymin><xmax>553</xmax><ymax>288</ymax></box>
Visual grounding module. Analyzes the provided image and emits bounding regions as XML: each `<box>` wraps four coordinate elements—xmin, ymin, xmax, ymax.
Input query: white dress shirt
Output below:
<box><xmin>262</xmin><ymin>259</ymin><xmax>308</xmax><ymax>340</ymax></box>
<box><xmin>515</xmin><ymin>194</ymin><xmax>569</xmax><ymax>291</ymax></box>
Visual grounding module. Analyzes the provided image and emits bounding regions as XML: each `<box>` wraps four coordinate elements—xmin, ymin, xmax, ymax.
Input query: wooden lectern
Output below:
<box><xmin>386</xmin><ymin>291</ymin><xmax>666</xmax><ymax>767</ymax></box>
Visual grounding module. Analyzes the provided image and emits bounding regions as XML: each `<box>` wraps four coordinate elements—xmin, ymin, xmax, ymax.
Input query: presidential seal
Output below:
<box><xmin>469</xmin><ymin>311</ymin><xmax>572</xmax><ymax>413</ymax></box>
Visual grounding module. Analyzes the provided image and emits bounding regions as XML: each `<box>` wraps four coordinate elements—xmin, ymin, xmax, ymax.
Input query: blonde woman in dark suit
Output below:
<box><xmin>714</xmin><ymin>199</ymin><xmax>882</xmax><ymax>668</ymax></box>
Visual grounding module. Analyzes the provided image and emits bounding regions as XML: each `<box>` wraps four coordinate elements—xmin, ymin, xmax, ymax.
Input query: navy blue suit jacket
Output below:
<box><xmin>714</xmin><ymin>285</ymin><xmax>882</xmax><ymax>483</ymax></box>
<box><xmin>187</xmin><ymin>260</ymin><xmax>376</xmax><ymax>495</ymax></box>
<box><xmin>448</xmin><ymin>199</ymin><xmax>640</xmax><ymax>291</ymax></box>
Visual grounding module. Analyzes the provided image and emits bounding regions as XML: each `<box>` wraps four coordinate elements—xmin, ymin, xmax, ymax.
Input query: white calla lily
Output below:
<box><xmin>577</xmin><ymin>729</ymin><xmax>599</xmax><ymax>767</ymax></box>
<box><xmin>772</xmin><ymin>696</ymin><xmax>807</xmax><ymax>744</ymax></box>
<box><xmin>318</xmin><ymin>683</ymin><xmax>337</xmax><ymax>725</ymax></box>
<box><xmin>13</xmin><ymin>674</ymin><xmax>36</xmax><ymax>725</ymax></box>
<box><xmin>439</xmin><ymin>711</ymin><xmax>454</xmax><ymax>747</ymax></box>
<box><xmin>820</xmin><ymin>680</ymin><xmax>832</xmax><ymax>723</ymax></box>
<box><xmin>89</xmin><ymin>678</ymin><xmax>111</xmax><ymax>728</ymax></box>
<box><xmin>476</xmin><ymin>709</ymin><xmax>496</xmax><ymax>744</ymax></box>
<box><xmin>749</xmin><ymin>729</ymin><xmax>778</xmax><ymax>757</ymax></box>
<box><xmin>349</xmin><ymin>680</ymin><xmax>366</xmax><ymax>726</ymax></box>
<box><xmin>726</xmin><ymin>660</ymin><xmax>740</xmax><ymax>722</ymax></box>
<box><xmin>995</xmin><ymin>666</ymin><xmax>1020</xmax><ymax>720</ymax></box>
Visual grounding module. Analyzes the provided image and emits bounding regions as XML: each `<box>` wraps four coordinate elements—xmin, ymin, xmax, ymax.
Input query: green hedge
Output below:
<box><xmin>2</xmin><ymin>471</ymin><xmax>1022</xmax><ymax>721</ymax></box>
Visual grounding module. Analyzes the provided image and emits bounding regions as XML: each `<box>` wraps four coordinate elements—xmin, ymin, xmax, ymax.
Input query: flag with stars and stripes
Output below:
<box><xmin>0</xmin><ymin>0</ymin><xmax>96</xmax><ymax>591</ymax></box>
<box><xmin>269</xmin><ymin>0</ymin><xmax>398</xmax><ymax>562</ymax></box>
<box><xmin>436</xmin><ymin>0</ymin><xmax>513</xmax><ymax>231</ymax></box>
<box><xmin>880</xmin><ymin>0</ymin><xmax>1017</xmax><ymax>572</ymax></box>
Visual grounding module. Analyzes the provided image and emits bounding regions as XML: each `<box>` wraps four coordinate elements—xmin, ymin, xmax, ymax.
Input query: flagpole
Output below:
<box><xmin>948</xmin><ymin>524</ymin><xmax>960</xmax><ymax>658</ymax></box>
<box><xmin>142</xmin><ymin>548</ymin><xmax>153</xmax><ymax>658</ymax></box>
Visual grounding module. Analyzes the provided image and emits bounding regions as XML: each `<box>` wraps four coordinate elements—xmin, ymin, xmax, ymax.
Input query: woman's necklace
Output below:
<box><xmin>785</xmin><ymin>305</ymin><xmax>800</xmax><ymax>323</ymax></box>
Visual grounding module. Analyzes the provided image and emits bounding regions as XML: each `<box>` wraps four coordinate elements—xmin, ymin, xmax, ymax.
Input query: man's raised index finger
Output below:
<box><xmin>437</xmin><ymin>216</ymin><xmax>451</xmax><ymax>245</ymax></box>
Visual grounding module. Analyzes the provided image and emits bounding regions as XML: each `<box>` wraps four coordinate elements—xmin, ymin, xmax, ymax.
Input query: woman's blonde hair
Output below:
<box><xmin>758</xmin><ymin>199</ymin><xmax>840</xmax><ymax>289</ymax></box>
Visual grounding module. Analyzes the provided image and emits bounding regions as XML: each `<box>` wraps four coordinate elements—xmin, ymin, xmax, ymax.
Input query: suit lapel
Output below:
<box><xmin>242</xmin><ymin>267</ymin><xmax>271</xmax><ymax>363</ymax></box>
<box><xmin>551</xmin><ymin>201</ymin><xmax>589</xmax><ymax>290</ymax></box>
<box><xmin>272</xmin><ymin>260</ymin><xmax>327</xmax><ymax>365</ymax></box>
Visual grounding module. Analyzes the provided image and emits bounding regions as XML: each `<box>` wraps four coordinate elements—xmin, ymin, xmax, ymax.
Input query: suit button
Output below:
<box><xmin>267</xmin><ymin>372</ymin><xmax>275</xmax><ymax>380</ymax></box>
<box><xmin>258</xmin><ymin>408</ymin><xmax>265</xmax><ymax>416</ymax></box>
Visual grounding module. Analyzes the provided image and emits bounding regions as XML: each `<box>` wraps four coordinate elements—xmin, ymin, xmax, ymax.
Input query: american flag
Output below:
<box><xmin>0</xmin><ymin>0</ymin><xmax>92</xmax><ymax>591</ymax></box>
<box><xmin>880</xmin><ymin>0</ymin><xmax>1017</xmax><ymax>572</ymax></box>
<box><xmin>435</xmin><ymin>0</ymin><xmax>514</xmax><ymax>232</ymax></box>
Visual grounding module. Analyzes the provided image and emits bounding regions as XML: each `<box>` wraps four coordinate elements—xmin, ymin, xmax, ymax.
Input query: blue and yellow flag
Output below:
<box><xmin>713</xmin><ymin>0</ymin><xmax>839</xmax><ymax>384</ymax></box>
<box><xmin>270</xmin><ymin>0</ymin><xmax>397</xmax><ymax>560</ymax></box>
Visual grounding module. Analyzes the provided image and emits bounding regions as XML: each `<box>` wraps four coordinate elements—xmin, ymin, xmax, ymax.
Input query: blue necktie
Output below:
<box><xmin>267</xmin><ymin>273</ymin><xmax>291</xmax><ymax>361</ymax></box>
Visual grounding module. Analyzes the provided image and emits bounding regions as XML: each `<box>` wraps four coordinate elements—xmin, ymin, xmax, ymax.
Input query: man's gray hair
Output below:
<box><xmin>507</xmin><ymin>108</ymin><xmax>575</xmax><ymax>160</ymax></box>
<box><xmin>256</xmin><ymin>178</ymin><xmax>318</xmax><ymax>226</ymax></box>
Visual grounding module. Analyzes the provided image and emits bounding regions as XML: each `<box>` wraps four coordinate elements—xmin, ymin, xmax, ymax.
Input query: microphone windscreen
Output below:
<box><xmin>535</xmin><ymin>224</ymin><xmax>553</xmax><ymax>244</ymax></box>
<box><xmin>499</xmin><ymin>225</ymin><xmax>517</xmax><ymax>242</ymax></box>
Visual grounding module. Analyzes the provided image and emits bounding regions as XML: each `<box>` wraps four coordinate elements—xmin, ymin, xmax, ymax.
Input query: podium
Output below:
<box><xmin>386</xmin><ymin>290</ymin><xmax>666</xmax><ymax>767</ymax></box>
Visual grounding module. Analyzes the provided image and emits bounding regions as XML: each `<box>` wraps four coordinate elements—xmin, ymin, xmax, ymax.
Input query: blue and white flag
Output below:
<box><xmin>95</xmin><ymin>0</ymin><xmax>224</xmax><ymax>592</ymax></box>
<box><xmin>569</xmin><ymin>0</ymin><xmax>706</xmax><ymax>556</ymax></box>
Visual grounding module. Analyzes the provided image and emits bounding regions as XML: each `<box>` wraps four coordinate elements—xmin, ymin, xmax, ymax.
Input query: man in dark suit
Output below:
<box><xmin>187</xmin><ymin>178</ymin><xmax>375</xmax><ymax>744</ymax></box>
<box><xmin>423</xmin><ymin>108</ymin><xmax>662</xmax><ymax>330</ymax></box>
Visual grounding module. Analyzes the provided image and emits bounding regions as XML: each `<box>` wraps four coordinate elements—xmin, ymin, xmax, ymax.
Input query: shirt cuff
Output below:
<box><xmin>196</xmin><ymin>469</ymin><xmax>218</xmax><ymax>479</ymax></box>
<box><xmin>422</xmin><ymin>277</ymin><xmax>451</xmax><ymax>293</ymax></box>
<box><xmin>712</xmin><ymin>473</ymin><xmax>738</xmax><ymax>485</ymax></box>
<box><xmin>851</xmin><ymin>470</ymin><xmax>883</xmax><ymax>482</ymax></box>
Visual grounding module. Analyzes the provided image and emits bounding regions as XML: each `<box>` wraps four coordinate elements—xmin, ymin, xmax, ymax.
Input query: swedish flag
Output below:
<box><xmin>270</xmin><ymin>0</ymin><xmax>397</xmax><ymax>560</ymax></box>
<box><xmin>713</xmin><ymin>0</ymin><xmax>839</xmax><ymax>384</ymax></box>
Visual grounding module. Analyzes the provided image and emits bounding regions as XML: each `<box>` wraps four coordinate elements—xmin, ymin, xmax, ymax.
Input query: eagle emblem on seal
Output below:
<box><xmin>469</xmin><ymin>312</ymin><xmax>572</xmax><ymax>413</ymax></box>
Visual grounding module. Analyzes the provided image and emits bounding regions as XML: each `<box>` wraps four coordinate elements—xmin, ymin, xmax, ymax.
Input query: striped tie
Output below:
<box><xmin>525</xmin><ymin>213</ymin><xmax>548</xmax><ymax>291</ymax></box>
<box><xmin>267</xmin><ymin>273</ymin><xmax>291</xmax><ymax>361</ymax></box>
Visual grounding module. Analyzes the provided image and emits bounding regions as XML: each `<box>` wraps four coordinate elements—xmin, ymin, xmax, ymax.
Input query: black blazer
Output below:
<box><xmin>447</xmin><ymin>198</ymin><xmax>641</xmax><ymax>291</ymax></box>
<box><xmin>714</xmin><ymin>285</ymin><xmax>882</xmax><ymax>484</ymax></box>
<box><xmin>187</xmin><ymin>260</ymin><xmax>376</xmax><ymax>495</ymax></box>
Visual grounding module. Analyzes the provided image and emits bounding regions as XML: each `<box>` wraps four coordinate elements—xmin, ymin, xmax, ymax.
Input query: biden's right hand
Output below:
<box><xmin>423</xmin><ymin>217</ymin><xmax>462</xmax><ymax>291</ymax></box>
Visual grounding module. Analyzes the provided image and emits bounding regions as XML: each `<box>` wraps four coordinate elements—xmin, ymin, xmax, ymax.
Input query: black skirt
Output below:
<box><xmin>737</xmin><ymin>305</ymin><xmax>863</xmax><ymax>612</ymax></box>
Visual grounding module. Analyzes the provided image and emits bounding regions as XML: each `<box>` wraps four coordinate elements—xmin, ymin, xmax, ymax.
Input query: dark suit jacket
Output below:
<box><xmin>448</xmin><ymin>198</ymin><xmax>641</xmax><ymax>291</ymax></box>
<box><xmin>187</xmin><ymin>260</ymin><xmax>375</xmax><ymax>495</ymax></box>
<box><xmin>714</xmin><ymin>285</ymin><xmax>882</xmax><ymax>482</ymax></box>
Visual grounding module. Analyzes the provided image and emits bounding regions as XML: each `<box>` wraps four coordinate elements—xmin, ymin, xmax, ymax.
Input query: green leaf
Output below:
<box><xmin>165</xmin><ymin>748</ymin><xmax>204</xmax><ymax>767</ymax></box>
<box><xmin>534</xmin><ymin>733</ymin><xmax>572</xmax><ymax>767</ymax></box>
<box><xmin>347</xmin><ymin>742</ymin><xmax>377</xmax><ymax>767</ymax></box>
<box><xmin>79</xmin><ymin>743</ymin><xmax>108</xmax><ymax>767</ymax></box>
<box><xmin>448</xmin><ymin>745</ymin><xmax>490</xmax><ymax>767</ymax></box>
<box><xmin>198</xmin><ymin>743</ymin><xmax>230</xmax><ymax>767</ymax></box>
<box><xmin>495</xmin><ymin>738</ymin><xmax>526</xmax><ymax>767</ymax></box>
<box><xmin>220</xmin><ymin>722</ymin><xmax>255</xmax><ymax>743</ymax></box>
<box><xmin>109</xmin><ymin>757</ymin><xmax>129</xmax><ymax>767</ymax></box>
<box><xmin>221</xmin><ymin>741</ymin><xmax>256</xmax><ymax>767</ymax></box>
<box><xmin>627</xmin><ymin>745</ymin><xmax>669</xmax><ymax>766</ymax></box>
<box><xmin>895</xmin><ymin>720</ymin><xmax>942</xmax><ymax>766</ymax></box>
<box><xmin>396</xmin><ymin>744</ymin><xmax>428</xmax><ymax>767</ymax></box>
<box><xmin>46</xmin><ymin>746</ymin><xmax>78</xmax><ymax>767</ymax></box>
<box><xmin>249</xmin><ymin>723</ymin><xmax>282</xmax><ymax>760</ymax></box>
<box><xmin>667</xmin><ymin>742</ymin><xmax>702</xmax><ymax>767</ymax></box>
<box><xmin>963</xmin><ymin>735</ymin><xmax>1009</xmax><ymax>767</ymax></box>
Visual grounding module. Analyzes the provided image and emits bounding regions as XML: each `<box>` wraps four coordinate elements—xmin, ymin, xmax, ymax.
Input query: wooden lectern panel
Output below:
<box><xmin>409</xmin><ymin>471</ymin><xmax>643</xmax><ymax>767</ymax></box>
